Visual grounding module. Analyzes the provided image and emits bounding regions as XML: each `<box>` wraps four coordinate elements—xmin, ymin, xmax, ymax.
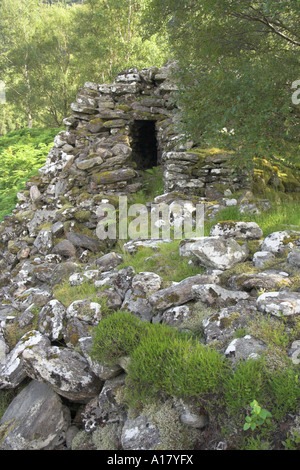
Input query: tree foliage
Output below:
<box><xmin>0</xmin><ymin>0</ymin><xmax>167</xmax><ymax>132</ymax></box>
<box><xmin>143</xmin><ymin>0</ymin><xmax>300</xmax><ymax>163</ymax></box>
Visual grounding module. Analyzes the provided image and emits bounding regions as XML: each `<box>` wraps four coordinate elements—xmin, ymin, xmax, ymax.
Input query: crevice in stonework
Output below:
<box><xmin>129</xmin><ymin>120</ymin><xmax>158</xmax><ymax>171</ymax></box>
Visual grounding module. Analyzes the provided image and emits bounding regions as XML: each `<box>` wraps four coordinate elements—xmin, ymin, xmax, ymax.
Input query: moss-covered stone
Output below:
<box><xmin>74</xmin><ymin>210</ymin><xmax>91</xmax><ymax>223</ymax></box>
<box><xmin>14</xmin><ymin>210</ymin><xmax>34</xmax><ymax>223</ymax></box>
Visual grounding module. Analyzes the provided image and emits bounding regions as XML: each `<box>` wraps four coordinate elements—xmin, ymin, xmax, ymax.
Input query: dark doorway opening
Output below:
<box><xmin>130</xmin><ymin>120</ymin><xmax>158</xmax><ymax>170</ymax></box>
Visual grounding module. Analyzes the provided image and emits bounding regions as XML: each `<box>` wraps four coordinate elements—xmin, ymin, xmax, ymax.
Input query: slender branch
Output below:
<box><xmin>231</xmin><ymin>10</ymin><xmax>300</xmax><ymax>47</ymax></box>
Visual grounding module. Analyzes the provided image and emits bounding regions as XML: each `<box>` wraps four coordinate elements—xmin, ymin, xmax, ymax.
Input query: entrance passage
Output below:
<box><xmin>130</xmin><ymin>120</ymin><xmax>158</xmax><ymax>170</ymax></box>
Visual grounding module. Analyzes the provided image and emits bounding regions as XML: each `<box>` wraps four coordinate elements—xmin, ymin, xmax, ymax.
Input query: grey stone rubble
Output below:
<box><xmin>0</xmin><ymin>66</ymin><xmax>300</xmax><ymax>450</ymax></box>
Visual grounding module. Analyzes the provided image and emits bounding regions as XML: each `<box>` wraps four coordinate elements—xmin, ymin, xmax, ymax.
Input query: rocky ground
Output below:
<box><xmin>0</xmin><ymin>184</ymin><xmax>300</xmax><ymax>449</ymax></box>
<box><xmin>0</xmin><ymin>65</ymin><xmax>299</xmax><ymax>450</ymax></box>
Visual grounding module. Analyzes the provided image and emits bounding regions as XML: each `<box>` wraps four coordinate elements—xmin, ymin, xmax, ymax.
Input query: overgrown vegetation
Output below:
<box><xmin>0</xmin><ymin>128</ymin><xmax>61</xmax><ymax>221</ymax></box>
<box><xmin>0</xmin><ymin>0</ymin><xmax>168</xmax><ymax>132</ymax></box>
<box><xmin>204</xmin><ymin>193</ymin><xmax>300</xmax><ymax>237</ymax></box>
<box><xmin>90</xmin><ymin>310</ymin><xmax>300</xmax><ymax>448</ymax></box>
<box><xmin>143</xmin><ymin>0</ymin><xmax>300</xmax><ymax>167</ymax></box>
<box><xmin>118</xmin><ymin>239</ymin><xmax>204</xmax><ymax>283</ymax></box>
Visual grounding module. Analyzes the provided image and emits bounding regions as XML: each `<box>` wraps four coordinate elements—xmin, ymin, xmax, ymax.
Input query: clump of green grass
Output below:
<box><xmin>90</xmin><ymin>309</ymin><xmax>300</xmax><ymax>442</ymax></box>
<box><xmin>125</xmin><ymin>323</ymin><xmax>227</xmax><ymax>407</ymax></box>
<box><xmin>223</xmin><ymin>358</ymin><xmax>268</xmax><ymax>415</ymax></box>
<box><xmin>90</xmin><ymin>310</ymin><xmax>149</xmax><ymax>365</ymax></box>
<box><xmin>0</xmin><ymin>390</ymin><xmax>15</xmax><ymax>420</ymax></box>
<box><xmin>53</xmin><ymin>279</ymin><xmax>99</xmax><ymax>307</ymax></box>
<box><xmin>205</xmin><ymin>195</ymin><xmax>300</xmax><ymax>237</ymax></box>
<box><xmin>268</xmin><ymin>369</ymin><xmax>300</xmax><ymax>420</ymax></box>
<box><xmin>118</xmin><ymin>239</ymin><xmax>204</xmax><ymax>283</ymax></box>
<box><xmin>90</xmin><ymin>311</ymin><xmax>227</xmax><ymax>406</ymax></box>
<box><xmin>130</xmin><ymin>166</ymin><xmax>164</xmax><ymax>205</ymax></box>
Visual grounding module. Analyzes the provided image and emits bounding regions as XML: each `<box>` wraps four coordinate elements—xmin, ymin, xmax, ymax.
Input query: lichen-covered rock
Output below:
<box><xmin>287</xmin><ymin>248</ymin><xmax>300</xmax><ymax>269</ymax></box>
<box><xmin>148</xmin><ymin>274</ymin><xmax>218</xmax><ymax>311</ymax></box>
<box><xmin>0</xmin><ymin>380</ymin><xmax>71</xmax><ymax>450</ymax></box>
<box><xmin>66</xmin><ymin>232</ymin><xmax>102</xmax><ymax>253</ymax></box>
<box><xmin>261</xmin><ymin>231</ymin><xmax>300</xmax><ymax>254</ymax></box>
<box><xmin>112</xmin><ymin>266</ymin><xmax>135</xmax><ymax>299</ymax></box>
<box><xmin>0</xmin><ymin>331</ymin><xmax>48</xmax><ymax>389</ymax></box>
<box><xmin>82</xmin><ymin>374</ymin><xmax>127</xmax><ymax>433</ymax></box>
<box><xmin>230</xmin><ymin>271</ymin><xmax>291</xmax><ymax>292</ymax></box>
<box><xmin>33</xmin><ymin>230</ymin><xmax>53</xmax><ymax>255</ymax></box>
<box><xmin>53</xmin><ymin>239</ymin><xmax>76</xmax><ymax>258</ymax></box>
<box><xmin>123</xmin><ymin>238</ymin><xmax>172</xmax><ymax>255</ymax></box>
<box><xmin>253</xmin><ymin>251</ymin><xmax>275</xmax><ymax>268</ymax></box>
<box><xmin>38</xmin><ymin>299</ymin><xmax>67</xmax><ymax>341</ymax></box>
<box><xmin>257</xmin><ymin>291</ymin><xmax>300</xmax><ymax>317</ymax></box>
<box><xmin>79</xmin><ymin>336</ymin><xmax>122</xmax><ymax>380</ymax></box>
<box><xmin>66</xmin><ymin>300</ymin><xmax>102</xmax><ymax>326</ymax></box>
<box><xmin>95</xmin><ymin>252</ymin><xmax>123</xmax><ymax>271</ymax></box>
<box><xmin>202</xmin><ymin>301</ymin><xmax>257</xmax><ymax>344</ymax></box>
<box><xmin>288</xmin><ymin>340</ymin><xmax>300</xmax><ymax>365</ymax></box>
<box><xmin>22</xmin><ymin>342</ymin><xmax>103</xmax><ymax>402</ymax></box>
<box><xmin>121</xmin><ymin>415</ymin><xmax>161</xmax><ymax>450</ymax></box>
<box><xmin>224</xmin><ymin>335</ymin><xmax>266</xmax><ymax>362</ymax></box>
<box><xmin>0</xmin><ymin>334</ymin><xmax>8</xmax><ymax>365</ymax></box>
<box><xmin>192</xmin><ymin>284</ymin><xmax>250</xmax><ymax>307</ymax></box>
<box><xmin>131</xmin><ymin>272</ymin><xmax>162</xmax><ymax>296</ymax></box>
<box><xmin>210</xmin><ymin>221</ymin><xmax>263</xmax><ymax>240</ymax></box>
<box><xmin>179</xmin><ymin>237</ymin><xmax>249</xmax><ymax>270</ymax></box>
<box><xmin>152</xmin><ymin>305</ymin><xmax>191</xmax><ymax>326</ymax></box>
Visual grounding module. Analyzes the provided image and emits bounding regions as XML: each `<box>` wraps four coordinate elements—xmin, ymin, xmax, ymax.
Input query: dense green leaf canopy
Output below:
<box><xmin>143</xmin><ymin>0</ymin><xmax>300</xmax><ymax>163</ymax></box>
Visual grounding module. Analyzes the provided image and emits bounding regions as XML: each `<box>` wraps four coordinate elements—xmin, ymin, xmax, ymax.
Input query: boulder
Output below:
<box><xmin>148</xmin><ymin>274</ymin><xmax>218</xmax><ymax>311</ymax></box>
<box><xmin>38</xmin><ymin>299</ymin><xmax>67</xmax><ymax>341</ymax></box>
<box><xmin>33</xmin><ymin>230</ymin><xmax>53</xmax><ymax>255</ymax></box>
<box><xmin>82</xmin><ymin>374</ymin><xmax>127</xmax><ymax>433</ymax></box>
<box><xmin>230</xmin><ymin>271</ymin><xmax>291</xmax><ymax>292</ymax></box>
<box><xmin>202</xmin><ymin>301</ymin><xmax>257</xmax><ymax>344</ymax></box>
<box><xmin>152</xmin><ymin>305</ymin><xmax>192</xmax><ymax>326</ymax></box>
<box><xmin>0</xmin><ymin>380</ymin><xmax>71</xmax><ymax>450</ymax></box>
<box><xmin>253</xmin><ymin>251</ymin><xmax>275</xmax><ymax>268</ymax></box>
<box><xmin>53</xmin><ymin>240</ymin><xmax>76</xmax><ymax>258</ymax></box>
<box><xmin>123</xmin><ymin>238</ymin><xmax>172</xmax><ymax>255</ymax></box>
<box><xmin>66</xmin><ymin>300</ymin><xmax>102</xmax><ymax>326</ymax></box>
<box><xmin>288</xmin><ymin>340</ymin><xmax>300</xmax><ymax>365</ymax></box>
<box><xmin>210</xmin><ymin>221</ymin><xmax>263</xmax><ymax>240</ymax></box>
<box><xmin>79</xmin><ymin>336</ymin><xmax>122</xmax><ymax>380</ymax></box>
<box><xmin>0</xmin><ymin>331</ymin><xmax>48</xmax><ymax>389</ymax></box>
<box><xmin>179</xmin><ymin>237</ymin><xmax>249</xmax><ymax>270</ymax></box>
<box><xmin>131</xmin><ymin>272</ymin><xmax>162</xmax><ymax>296</ymax></box>
<box><xmin>22</xmin><ymin>342</ymin><xmax>103</xmax><ymax>402</ymax></box>
<box><xmin>257</xmin><ymin>291</ymin><xmax>300</xmax><ymax>317</ymax></box>
<box><xmin>261</xmin><ymin>231</ymin><xmax>300</xmax><ymax>254</ymax></box>
<box><xmin>66</xmin><ymin>232</ymin><xmax>102</xmax><ymax>253</ymax></box>
<box><xmin>287</xmin><ymin>248</ymin><xmax>300</xmax><ymax>269</ymax></box>
<box><xmin>224</xmin><ymin>335</ymin><xmax>266</xmax><ymax>362</ymax></box>
<box><xmin>95</xmin><ymin>252</ymin><xmax>123</xmax><ymax>271</ymax></box>
<box><xmin>192</xmin><ymin>284</ymin><xmax>250</xmax><ymax>307</ymax></box>
<box><xmin>121</xmin><ymin>415</ymin><xmax>161</xmax><ymax>450</ymax></box>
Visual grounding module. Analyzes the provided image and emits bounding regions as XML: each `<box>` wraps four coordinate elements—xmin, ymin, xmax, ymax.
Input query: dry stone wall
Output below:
<box><xmin>37</xmin><ymin>63</ymin><xmax>247</xmax><ymax>200</ymax></box>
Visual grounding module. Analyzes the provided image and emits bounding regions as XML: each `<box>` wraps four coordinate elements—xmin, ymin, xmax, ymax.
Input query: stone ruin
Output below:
<box><xmin>38</xmin><ymin>63</ymin><xmax>247</xmax><ymax>200</ymax></box>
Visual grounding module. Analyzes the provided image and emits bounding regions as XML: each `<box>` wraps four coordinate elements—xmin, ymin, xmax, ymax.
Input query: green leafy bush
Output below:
<box><xmin>0</xmin><ymin>128</ymin><xmax>61</xmax><ymax>221</ymax></box>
